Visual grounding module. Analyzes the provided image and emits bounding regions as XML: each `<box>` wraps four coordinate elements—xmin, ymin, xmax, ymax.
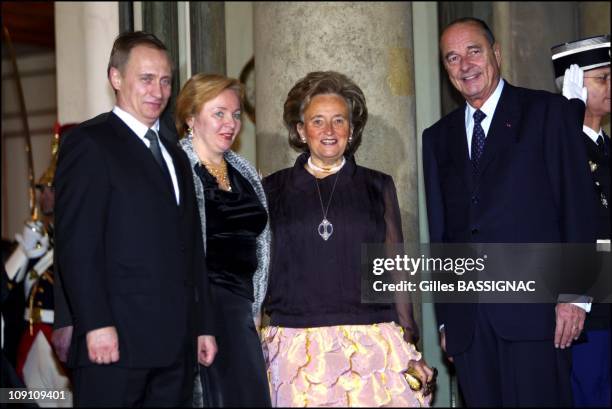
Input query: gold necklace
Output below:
<box><xmin>201</xmin><ymin>159</ymin><xmax>232</xmax><ymax>191</ymax></box>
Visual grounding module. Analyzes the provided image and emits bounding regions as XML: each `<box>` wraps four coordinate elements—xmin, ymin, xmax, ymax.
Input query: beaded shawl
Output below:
<box><xmin>179</xmin><ymin>136</ymin><xmax>271</xmax><ymax>319</ymax></box>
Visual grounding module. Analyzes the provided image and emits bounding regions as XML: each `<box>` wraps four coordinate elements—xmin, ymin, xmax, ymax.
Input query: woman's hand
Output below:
<box><xmin>406</xmin><ymin>358</ymin><xmax>437</xmax><ymax>396</ymax></box>
<box><xmin>400</xmin><ymin>325</ymin><xmax>420</xmax><ymax>345</ymax></box>
<box><xmin>254</xmin><ymin>315</ymin><xmax>262</xmax><ymax>335</ymax></box>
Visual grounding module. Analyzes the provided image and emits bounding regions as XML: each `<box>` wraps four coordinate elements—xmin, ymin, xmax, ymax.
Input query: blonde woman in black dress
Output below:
<box><xmin>176</xmin><ymin>73</ymin><xmax>271</xmax><ymax>407</ymax></box>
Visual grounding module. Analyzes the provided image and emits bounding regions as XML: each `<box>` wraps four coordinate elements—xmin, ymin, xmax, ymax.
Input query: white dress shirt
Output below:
<box><xmin>583</xmin><ymin>125</ymin><xmax>603</xmax><ymax>144</ymax></box>
<box><xmin>465</xmin><ymin>79</ymin><xmax>505</xmax><ymax>158</ymax></box>
<box><xmin>112</xmin><ymin>106</ymin><xmax>180</xmax><ymax>204</ymax></box>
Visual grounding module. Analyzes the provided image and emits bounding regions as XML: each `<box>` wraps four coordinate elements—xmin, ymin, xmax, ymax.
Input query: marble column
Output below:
<box><xmin>579</xmin><ymin>1</ymin><xmax>611</xmax><ymax>38</ymax></box>
<box><xmin>142</xmin><ymin>2</ymin><xmax>180</xmax><ymax>102</ymax></box>
<box><xmin>225</xmin><ymin>2</ymin><xmax>256</xmax><ymax>164</ymax></box>
<box><xmin>118</xmin><ymin>1</ymin><xmax>133</xmax><ymax>33</ymax></box>
<box><xmin>190</xmin><ymin>2</ymin><xmax>226</xmax><ymax>76</ymax></box>
<box><xmin>55</xmin><ymin>2</ymin><xmax>119</xmax><ymax>123</ymax></box>
<box><xmin>578</xmin><ymin>1</ymin><xmax>611</xmax><ymax>135</ymax></box>
<box><xmin>254</xmin><ymin>1</ymin><xmax>420</xmax><ymax>243</ymax></box>
<box><xmin>438</xmin><ymin>1</ymin><xmax>493</xmax><ymax>115</ymax></box>
<box><xmin>492</xmin><ymin>2</ymin><xmax>580</xmax><ymax>92</ymax></box>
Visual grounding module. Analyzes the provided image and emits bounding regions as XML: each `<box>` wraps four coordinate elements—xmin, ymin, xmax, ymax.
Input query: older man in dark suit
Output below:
<box><xmin>423</xmin><ymin>18</ymin><xmax>598</xmax><ymax>406</ymax></box>
<box><xmin>53</xmin><ymin>31</ymin><xmax>217</xmax><ymax>406</ymax></box>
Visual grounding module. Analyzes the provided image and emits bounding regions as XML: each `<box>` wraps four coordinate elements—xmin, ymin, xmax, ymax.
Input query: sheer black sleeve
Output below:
<box><xmin>382</xmin><ymin>176</ymin><xmax>420</xmax><ymax>343</ymax></box>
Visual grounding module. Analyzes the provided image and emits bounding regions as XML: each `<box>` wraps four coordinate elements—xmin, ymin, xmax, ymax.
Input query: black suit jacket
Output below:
<box><xmin>582</xmin><ymin>131</ymin><xmax>611</xmax><ymax>330</ymax></box>
<box><xmin>423</xmin><ymin>82</ymin><xmax>598</xmax><ymax>355</ymax></box>
<box><xmin>54</xmin><ymin>112</ymin><xmax>213</xmax><ymax>368</ymax></box>
<box><xmin>584</xmin><ymin>131</ymin><xmax>611</xmax><ymax>240</ymax></box>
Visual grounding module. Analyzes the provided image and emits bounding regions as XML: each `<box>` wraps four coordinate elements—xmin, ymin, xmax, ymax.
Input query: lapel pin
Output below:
<box><xmin>505</xmin><ymin>122</ymin><xmax>512</xmax><ymax>128</ymax></box>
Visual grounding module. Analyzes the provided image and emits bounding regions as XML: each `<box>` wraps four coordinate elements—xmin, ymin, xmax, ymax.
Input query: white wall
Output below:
<box><xmin>55</xmin><ymin>1</ymin><xmax>119</xmax><ymax>123</ymax></box>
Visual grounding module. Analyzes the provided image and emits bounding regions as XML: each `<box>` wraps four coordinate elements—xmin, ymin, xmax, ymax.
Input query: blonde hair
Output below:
<box><xmin>175</xmin><ymin>73</ymin><xmax>244</xmax><ymax>138</ymax></box>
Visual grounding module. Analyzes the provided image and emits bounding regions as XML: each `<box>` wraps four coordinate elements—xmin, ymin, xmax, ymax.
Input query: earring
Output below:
<box><xmin>187</xmin><ymin>127</ymin><xmax>193</xmax><ymax>137</ymax></box>
<box><xmin>301</xmin><ymin>137</ymin><xmax>307</xmax><ymax>144</ymax></box>
<box><xmin>348</xmin><ymin>136</ymin><xmax>353</xmax><ymax>144</ymax></box>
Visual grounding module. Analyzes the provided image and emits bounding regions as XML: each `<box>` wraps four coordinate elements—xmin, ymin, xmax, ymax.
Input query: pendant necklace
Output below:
<box><xmin>314</xmin><ymin>170</ymin><xmax>341</xmax><ymax>241</ymax></box>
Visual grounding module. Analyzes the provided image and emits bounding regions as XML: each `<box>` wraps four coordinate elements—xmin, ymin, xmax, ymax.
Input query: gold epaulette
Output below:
<box><xmin>27</xmin><ymin>270</ymin><xmax>53</xmax><ymax>335</ymax></box>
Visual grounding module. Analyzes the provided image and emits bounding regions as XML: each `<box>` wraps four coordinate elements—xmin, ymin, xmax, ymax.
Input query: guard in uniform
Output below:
<box><xmin>4</xmin><ymin>123</ymin><xmax>76</xmax><ymax>407</ymax></box>
<box><xmin>552</xmin><ymin>34</ymin><xmax>611</xmax><ymax>407</ymax></box>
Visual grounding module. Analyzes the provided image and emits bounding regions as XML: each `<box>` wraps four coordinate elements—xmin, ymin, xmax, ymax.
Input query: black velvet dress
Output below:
<box><xmin>195</xmin><ymin>163</ymin><xmax>271</xmax><ymax>408</ymax></box>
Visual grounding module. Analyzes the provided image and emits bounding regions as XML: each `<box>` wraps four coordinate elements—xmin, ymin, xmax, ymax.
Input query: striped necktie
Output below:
<box><xmin>144</xmin><ymin>128</ymin><xmax>173</xmax><ymax>188</ymax></box>
<box><xmin>596</xmin><ymin>134</ymin><xmax>608</xmax><ymax>157</ymax></box>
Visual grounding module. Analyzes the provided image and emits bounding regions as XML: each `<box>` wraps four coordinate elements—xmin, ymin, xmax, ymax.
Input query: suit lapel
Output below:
<box><xmin>583</xmin><ymin>132</ymin><xmax>601</xmax><ymax>162</ymax></box>
<box><xmin>478</xmin><ymin>83</ymin><xmax>521</xmax><ymax>176</ymax></box>
<box><xmin>447</xmin><ymin>108</ymin><xmax>475</xmax><ymax>191</ymax></box>
<box><xmin>108</xmin><ymin>113</ymin><xmax>178</xmax><ymax>204</ymax></box>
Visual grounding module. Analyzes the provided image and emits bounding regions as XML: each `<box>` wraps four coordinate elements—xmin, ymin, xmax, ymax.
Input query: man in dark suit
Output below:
<box><xmin>53</xmin><ymin>31</ymin><xmax>217</xmax><ymax>406</ymax></box>
<box><xmin>422</xmin><ymin>18</ymin><xmax>598</xmax><ymax>406</ymax></box>
<box><xmin>552</xmin><ymin>34</ymin><xmax>611</xmax><ymax>407</ymax></box>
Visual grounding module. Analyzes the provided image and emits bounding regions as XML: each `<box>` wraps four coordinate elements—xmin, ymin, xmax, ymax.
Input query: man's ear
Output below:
<box><xmin>109</xmin><ymin>67</ymin><xmax>122</xmax><ymax>91</ymax></box>
<box><xmin>493</xmin><ymin>43</ymin><xmax>502</xmax><ymax>67</ymax></box>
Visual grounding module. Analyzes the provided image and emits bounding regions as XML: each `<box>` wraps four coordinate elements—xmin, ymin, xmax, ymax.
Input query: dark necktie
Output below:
<box><xmin>596</xmin><ymin>134</ymin><xmax>608</xmax><ymax>157</ymax></box>
<box><xmin>144</xmin><ymin>128</ymin><xmax>173</xmax><ymax>189</ymax></box>
<box><xmin>471</xmin><ymin>109</ymin><xmax>487</xmax><ymax>171</ymax></box>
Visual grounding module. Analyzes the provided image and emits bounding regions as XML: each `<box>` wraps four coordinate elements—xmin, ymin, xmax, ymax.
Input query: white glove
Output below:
<box><xmin>562</xmin><ymin>64</ymin><xmax>588</xmax><ymax>104</ymax></box>
<box><xmin>15</xmin><ymin>220</ymin><xmax>49</xmax><ymax>258</ymax></box>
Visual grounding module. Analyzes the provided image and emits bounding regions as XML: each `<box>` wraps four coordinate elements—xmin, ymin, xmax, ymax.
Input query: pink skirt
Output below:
<box><xmin>260</xmin><ymin>322</ymin><xmax>431</xmax><ymax>407</ymax></box>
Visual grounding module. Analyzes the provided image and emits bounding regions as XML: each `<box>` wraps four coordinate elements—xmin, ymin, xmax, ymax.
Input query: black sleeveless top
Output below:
<box><xmin>195</xmin><ymin>162</ymin><xmax>267</xmax><ymax>301</ymax></box>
